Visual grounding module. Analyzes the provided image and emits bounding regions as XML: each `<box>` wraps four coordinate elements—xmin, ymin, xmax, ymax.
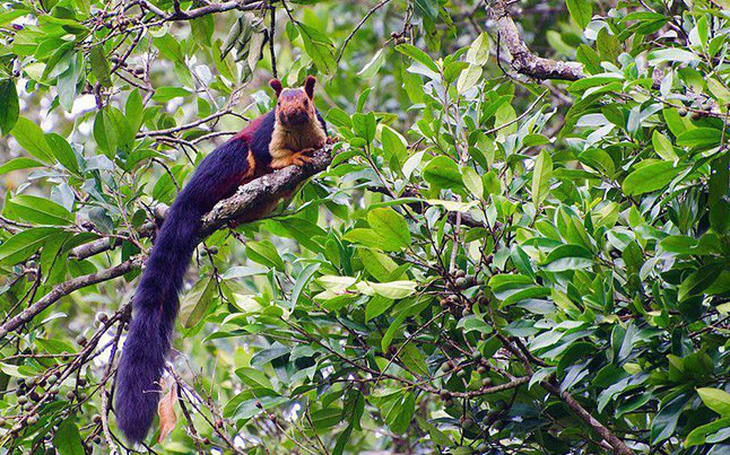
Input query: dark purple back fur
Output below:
<box><xmin>115</xmin><ymin>137</ymin><xmax>252</xmax><ymax>442</ymax></box>
<box><xmin>115</xmin><ymin>107</ymin><xmax>326</xmax><ymax>443</ymax></box>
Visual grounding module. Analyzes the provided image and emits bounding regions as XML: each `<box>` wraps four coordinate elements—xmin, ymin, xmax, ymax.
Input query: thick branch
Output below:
<box><xmin>139</xmin><ymin>0</ymin><xmax>264</xmax><ymax>21</ymax></box>
<box><xmin>486</xmin><ymin>0</ymin><xmax>584</xmax><ymax>81</ymax></box>
<box><xmin>3</xmin><ymin>147</ymin><xmax>333</xmax><ymax>338</ymax></box>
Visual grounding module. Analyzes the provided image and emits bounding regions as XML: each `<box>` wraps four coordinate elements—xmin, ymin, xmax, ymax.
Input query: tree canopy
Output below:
<box><xmin>0</xmin><ymin>0</ymin><xmax>729</xmax><ymax>453</ymax></box>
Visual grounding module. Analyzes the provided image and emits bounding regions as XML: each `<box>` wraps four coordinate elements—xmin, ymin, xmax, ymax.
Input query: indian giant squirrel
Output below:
<box><xmin>115</xmin><ymin>76</ymin><xmax>328</xmax><ymax>443</ymax></box>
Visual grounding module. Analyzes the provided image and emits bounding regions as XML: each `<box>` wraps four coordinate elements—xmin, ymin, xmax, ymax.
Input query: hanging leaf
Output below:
<box><xmin>531</xmin><ymin>150</ymin><xmax>552</xmax><ymax>208</ymax></box>
<box><xmin>0</xmin><ymin>79</ymin><xmax>19</xmax><ymax>136</ymax></box>
<box><xmin>157</xmin><ymin>379</ymin><xmax>178</xmax><ymax>443</ymax></box>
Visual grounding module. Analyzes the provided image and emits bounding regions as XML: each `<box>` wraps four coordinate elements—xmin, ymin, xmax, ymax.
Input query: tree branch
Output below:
<box><xmin>139</xmin><ymin>0</ymin><xmax>265</xmax><ymax>21</ymax></box>
<box><xmin>485</xmin><ymin>0</ymin><xmax>584</xmax><ymax>81</ymax></box>
<box><xmin>3</xmin><ymin>146</ymin><xmax>334</xmax><ymax>339</ymax></box>
<box><xmin>0</xmin><ymin>258</ymin><xmax>143</xmax><ymax>339</ymax></box>
<box><xmin>541</xmin><ymin>380</ymin><xmax>636</xmax><ymax>455</ymax></box>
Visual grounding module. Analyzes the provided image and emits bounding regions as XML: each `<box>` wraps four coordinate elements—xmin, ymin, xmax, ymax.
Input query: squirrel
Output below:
<box><xmin>115</xmin><ymin>76</ymin><xmax>328</xmax><ymax>443</ymax></box>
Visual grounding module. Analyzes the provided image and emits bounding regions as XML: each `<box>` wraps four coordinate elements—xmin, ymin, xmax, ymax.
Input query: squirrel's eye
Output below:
<box><xmin>304</xmin><ymin>99</ymin><xmax>309</xmax><ymax>106</ymax></box>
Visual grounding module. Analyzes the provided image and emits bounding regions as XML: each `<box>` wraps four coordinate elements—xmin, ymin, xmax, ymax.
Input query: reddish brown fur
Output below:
<box><xmin>234</xmin><ymin>115</ymin><xmax>266</xmax><ymax>143</ymax></box>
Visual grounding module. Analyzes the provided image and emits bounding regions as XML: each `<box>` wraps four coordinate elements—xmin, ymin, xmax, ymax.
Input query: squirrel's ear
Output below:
<box><xmin>304</xmin><ymin>75</ymin><xmax>316</xmax><ymax>99</ymax></box>
<box><xmin>269</xmin><ymin>79</ymin><xmax>283</xmax><ymax>96</ymax></box>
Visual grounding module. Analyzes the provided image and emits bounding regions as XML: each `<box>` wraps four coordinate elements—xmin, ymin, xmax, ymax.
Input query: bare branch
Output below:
<box><xmin>138</xmin><ymin>0</ymin><xmax>265</xmax><ymax>21</ymax></box>
<box><xmin>336</xmin><ymin>0</ymin><xmax>395</xmax><ymax>63</ymax></box>
<box><xmin>0</xmin><ymin>258</ymin><xmax>143</xmax><ymax>341</ymax></box>
<box><xmin>485</xmin><ymin>0</ymin><xmax>584</xmax><ymax>81</ymax></box>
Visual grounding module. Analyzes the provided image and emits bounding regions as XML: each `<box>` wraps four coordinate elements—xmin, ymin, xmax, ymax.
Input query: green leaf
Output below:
<box><xmin>651</xmin><ymin>130</ymin><xmax>678</xmax><ymax>161</ymax></box>
<box><xmin>45</xmin><ymin>133</ymin><xmax>79</xmax><ymax>174</ymax></box>
<box><xmin>676</xmin><ymin>128</ymin><xmax>722</xmax><ymax>148</ymax></box>
<box><xmin>0</xmin><ymin>227</ymin><xmax>58</xmax><ymax>265</ymax></box>
<box><xmin>369</xmin><ymin>280</ymin><xmax>417</xmax><ymax>299</ymax></box>
<box><xmin>359</xmin><ymin>248</ymin><xmax>402</xmax><ymax>282</ymax></box>
<box><xmin>622</xmin><ymin>161</ymin><xmax>687</xmax><ymax>195</ymax></box>
<box><xmin>466</xmin><ymin>32</ymin><xmax>490</xmax><ymax>66</ymax></box>
<box><xmin>367</xmin><ymin>208</ymin><xmax>411</xmax><ymax>249</ymax></box>
<box><xmin>423</xmin><ymin>156</ymin><xmax>463</xmax><ymax>189</ymax></box>
<box><xmin>358</xmin><ymin>49</ymin><xmax>385</xmax><ymax>79</ymax></box>
<box><xmin>298</xmin><ymin>23</ymin><xmax>336</xmax><ymax>74</ymax></box>
<box><xmin>93</xmin><ymin>107</ymin><xmax>133</xmax><ymax>156</ymax></box>
<box><xmin>395</xmin><ymin>43</ymin><xmax>439</xmax><ymax>73</ymax></box>
<box><xmin>388</xmin><ymin>391</ymin><xmax>415</xmax><ymax>434</ymax></box>
<box><xmin>88</xmin><ymin>46</ymin><xmax>112</xmax><ymax>88</ymax></box>
<box><xmin>679</xmin><ymin>264</ymin><xmax>723</xmax><ymax>301</ymax></box>
<box><xmin>648</xmin><ymin>48</ymin><xmax>700</xmax><ymax>65</ymax></box>
<box><xmin>685</xmin><ymin>417</ymin><xmax>730</xmax><ymax>447</ymax></box>
<box><xmin>11</xmin><ymin>117</ymin><xmax>54</xmax><ymax>163</ymax></box>
<box><xmin>152</xmin><ymin>86</ymin><xmax>192</xmax><ymax>103</ymax></box>
<box><xmin>578</xmin><ymin>148</ymin><xmax>615</xmax><ymax>176</ymax></box>
<box><xmin>365</xmin><ymin>294</ymin><xmax>394</xmax><ymax>321</ymax></box>
<box><xmin>153</xmin><ymin>33</ymin><xmax>185</xmax><ymax>64</ymax></box>
<box><xmin>311</xmin><ymin>407</ymin><xmax>343</xmax><ymax>431</ymax></box>
<box><xmin>541</xmin><ymin>244</ymin><xmax>593</xmax><ymax>272</ymax></box>
<box><xmin>531</xmin><ymin>150</ymin><xmax>552</xmax><ymax>208</ymax></box>
<box><xmin>566</xmin><ymin>0</ymin><xmax>592</xmax><ymax>28</ymax></box>
<box><xmin>290</xmin><ymin>262</ymin><xmax>320</xmax><ymax>309</ymax></box>
<box><xmin>413</xmin><ymin>0</ymin><xmax>438</xmax><ymax>20</ymax></box>
<box><xmin>0</xmin><ymin>158</ymin><xmax>43</xmax><ymax>175</ymax></box>
<box><xmin>381</xmin><ymin>125</ymin><xmax>407</xmax><ymax>165</ymax></box>
<box><xmin>0</xmin><ymin>79</ymin><xmax>20</xmax><ymax>136</ymax></box>
<box><xmin>698</xmin><ymin>388</ymin><xmax>730</xmax><ymax>417</ymax></box>
<box><xmin>352</xmin><ymin>112</ymin><xmax>376</xmax><ymax>145</ymax></box>
<box><xmin>462</xmin><ymin>166</ymin><xmax>484</xmax><ymax>200</ymax></box>
<box><xmin>181</xmin><ymin>277</ymin><xmax>218</xmax><ymax>328</ymax></box>
<box><xmin>126</xmin><ymin>89</ymin><xmax>144</xmax><ymax>134</ymax></box>
<box><xmin>456</xmin><ymin>64</ymin><xmax>482</xmax><ymax>94</ymax></box>
<box><xmin>246</xmin><ymin>240</ymin><xmax>285</xmax><ymax>270</ymax></box>
<box><xmin>399</xmin><ymin>344</ymin><xmax>428</xmax><ymax>376</ymax></box>
<box><xmin>3</xmin><ymin>194</ymin><xmax>74</xmax><ymax>225</ymax></box>
<box><xmin>651</xmin><ymin>395</ymin><xmax>685</xmax><ymax>444</ymax></box>
<box><xmin>343</xmin><ymin>228</ymin><xmax>403</xmax><ymax>252</ymax></box>
<box><xmin>568</xmin><ymin>74</ymin><xmax>623</xmax><ymax>92</ymax></box>
<box><xmin>53</xmin><ymin>421</ymin><xmax>84</xmax><ymax>455</ymax></box>
<box><xmin>235</xmin><ymin>367</ymin><xmax>273</xmax><ymax>389</ymax></box>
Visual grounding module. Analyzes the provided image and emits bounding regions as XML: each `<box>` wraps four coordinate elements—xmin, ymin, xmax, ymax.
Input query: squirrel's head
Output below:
<box><xmin>270</xmin><ymin>76</ymin><xmax>317</xmax><ymax>127</ymax></box>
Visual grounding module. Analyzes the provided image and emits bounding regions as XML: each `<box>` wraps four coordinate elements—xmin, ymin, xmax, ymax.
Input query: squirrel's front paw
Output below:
<box><xmin>292</xmin><ymin>153</ymin><xmax>314</xmax><ymax>166</ymax></box>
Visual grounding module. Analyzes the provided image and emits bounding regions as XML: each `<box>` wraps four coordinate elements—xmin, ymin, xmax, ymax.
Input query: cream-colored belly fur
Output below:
<box><xmin>269</xmin><ymin>119</ymin><xmax>327</xmax><ymax>159</ymax></box>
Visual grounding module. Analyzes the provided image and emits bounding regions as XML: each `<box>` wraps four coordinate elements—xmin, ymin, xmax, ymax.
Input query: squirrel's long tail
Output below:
<box><xmin>115</xmin><ymin>138</ymin><xmax>250</xmax><ymax>442</ymax></box>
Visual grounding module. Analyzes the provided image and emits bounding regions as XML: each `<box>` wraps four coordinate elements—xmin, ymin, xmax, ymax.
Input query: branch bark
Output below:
<box><xmin>541</xmin><ymin>380</ymin><xmax>636</xmax><ymax>455</ymax></box>
<box><xmin>485</xmin><ymin>0</ymin><xmax>585</xmax><ymax>81</ymax></box>
<box><xmin>139</xmin><ymin>0</ymin><xmax>264</xmax><ymax>21</ymax></box>
<box><xmin>3</xmin><ymin>146</ymin><xmax>334</xmax><ymax>339</ymax></box>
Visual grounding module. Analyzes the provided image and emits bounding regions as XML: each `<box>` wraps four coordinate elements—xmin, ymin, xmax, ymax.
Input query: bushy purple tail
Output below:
<box><xmin>115</xmin><ymin>138</ymin><xmax>250</xmax><ymax>442</ymax></box>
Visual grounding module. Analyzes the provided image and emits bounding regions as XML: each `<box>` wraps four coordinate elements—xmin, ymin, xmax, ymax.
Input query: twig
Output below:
<box><xmin>269</xmin><ymin>0</ymin><xmax>277</xmax><ymax>78</ymax></box>
<box><xmin>336</xmin><ymin>0</ymin><xmax>394</xmax><ymax>63</ymax></box>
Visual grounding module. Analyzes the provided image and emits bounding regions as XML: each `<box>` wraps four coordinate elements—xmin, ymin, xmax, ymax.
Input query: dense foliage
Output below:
<box><xmin>1</xmin><ymin>0</ymin><xmax>729</xmax><ymax>453</ymax></box>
